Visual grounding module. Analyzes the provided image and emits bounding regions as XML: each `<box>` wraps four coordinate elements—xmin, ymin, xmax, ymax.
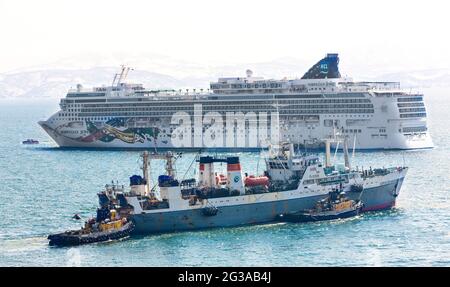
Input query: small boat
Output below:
<box><xmin>48</xmin><ymin>209</ymin><xmax>134</xmax><ymax>246</ymax></box>
<box><xmin>22</xmin><ymin>139</ymin><xmax>39</xmax><ymax>144</ymax></box>
<box><xmin>277</xmin><ymin>190</ymin><xmax>363</xmax><ymax>223</ymax></box>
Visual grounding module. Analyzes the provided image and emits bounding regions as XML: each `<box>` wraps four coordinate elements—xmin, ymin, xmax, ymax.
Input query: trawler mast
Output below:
<box><xmin>324</xmin><ymin>132</ymin><xmax>351</xmax><ymax>170</ymax></box>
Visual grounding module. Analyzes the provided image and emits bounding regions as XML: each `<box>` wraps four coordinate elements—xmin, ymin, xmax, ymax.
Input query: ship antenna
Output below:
<box><xmin>333</xmin><ymin>140</ymin><xmax>340</xmax><ymax>162</ymax></box>
<box><xmin>116</xmin><ymin>65</ymin><xmax>126</xmax><ymax>86</ymax></box>
<box><xmin>123</xmin><ymin>67</ymin><xmax>129</xmax><ymax>81</ymax></box>
<box><xmin>332</xmin><ymin>125</ymin><xmax>339</xmax><ymax>161</ymax></box>
<box><xmin>111</xmin><ymin>73</ymin><xmax>119</xmax><ymax>86</ymax></box>
<box><xmin>142</xmin><ymin>151</ymin><xmax>150</xmax><ymax>196</ymax></box>
<box><xmin>123</xmin><ymin>67</ymin><xmax>132</xmax><ymax>82</ymax></box>
<box><xmin>352</xmin><ymin>134</ymin><xmax>357</xmax><ymax>158</ymax></box>
<box><xmin>325</xmin><ymin>138</ymin><xmax>331</xmax><ymax>167</ymax></box>
<box><xmin>343</xmin><ymin>135</ymin><xmax>351</xmax><ymax>170</ymax></box>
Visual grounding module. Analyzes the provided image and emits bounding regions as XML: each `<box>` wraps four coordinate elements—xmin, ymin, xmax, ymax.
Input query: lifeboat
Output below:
<box><xmin>244</xmin><ymin>175</ymin><xmax>269</xmax><ymax>187</ymax></box>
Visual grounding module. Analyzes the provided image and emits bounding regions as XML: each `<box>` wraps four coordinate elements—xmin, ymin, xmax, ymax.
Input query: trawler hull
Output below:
<box><xmin>131</xmin><ymin>194</ymin><xmax>326</xmax><ymax>234</ymax></box>
<box><xmin>130</xmin><ymin>178</ymin><xmax>404</xmax><ymax>234</ymax></box>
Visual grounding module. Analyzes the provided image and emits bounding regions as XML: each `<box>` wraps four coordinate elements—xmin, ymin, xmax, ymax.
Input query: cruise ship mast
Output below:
<box><xmin>111</xmin><ymin>65</ymin><xmax>133</xmax><ymax>87</ymax></box>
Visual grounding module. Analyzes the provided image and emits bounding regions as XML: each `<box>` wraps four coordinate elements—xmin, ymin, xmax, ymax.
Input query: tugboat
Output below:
<box><xmin>48</xmin><ymin>208</ymin><xmax>134</xmax><ymax>246</ymax></box>
<box><xmin>22</xmin><ymin>139</ymin><xmax>39</xmax><ymax>144</ymax></box>
<box><xmin>276</xmin><ymin>189</ymin><xmax>363</xmax><ymax>223</ymax></box>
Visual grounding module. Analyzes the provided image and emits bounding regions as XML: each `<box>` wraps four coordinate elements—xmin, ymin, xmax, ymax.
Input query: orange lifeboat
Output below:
<box><xmin>244</xmin><ymin>175</ymin><xmax>269</xmax><ymax>187</ymax></box>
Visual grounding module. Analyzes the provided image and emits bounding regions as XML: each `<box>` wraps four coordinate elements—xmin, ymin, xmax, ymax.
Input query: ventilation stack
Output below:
<box><xmin>226</xmin><ymin>157</ymin><xmax>245</xmax><ymax>195</ymax></box>
<box><xmin>198</xmin><ymin>156</ymin><xmax>215</xmax><ymax>187</ymax></box>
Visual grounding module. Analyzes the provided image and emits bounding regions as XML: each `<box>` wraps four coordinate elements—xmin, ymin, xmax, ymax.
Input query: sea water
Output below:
<box><xmin>0</xmin><ymin>88</ymin><xmax>448</xmax><ymax>266</ymax></box>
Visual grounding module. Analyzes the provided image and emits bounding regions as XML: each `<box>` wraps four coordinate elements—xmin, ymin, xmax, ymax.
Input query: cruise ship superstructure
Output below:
<box><xmin>39</xmin><ymin>54</ymin><xmax>433</xmax><ymax>150</ymax></box>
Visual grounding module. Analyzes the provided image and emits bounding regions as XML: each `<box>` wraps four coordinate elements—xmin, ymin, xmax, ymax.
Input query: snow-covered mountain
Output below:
<box><xmin>1</xmin><ymin>54</ymin><xmax>449</xmax><ymax>98</ymax></box>
<box><xmin>368</xmin><ymin>69</ymin><xmax>450</xmax><ymax>88</ymax></box>
<box><xmin>0</xmin><ymin>67</ymin><xmax>185</xmax><ymax>98</ymax></box>
<box><xmin>0</xmin><ymin>55</ymin><xmax>310</xmax><ymax>98</ymax></box>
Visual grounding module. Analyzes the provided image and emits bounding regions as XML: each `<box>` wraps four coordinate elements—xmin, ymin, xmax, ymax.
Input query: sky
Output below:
<box><xmin>1</xmin><ymin>0</ymin><xmax>449</xmax><ymax>73</ymax></box>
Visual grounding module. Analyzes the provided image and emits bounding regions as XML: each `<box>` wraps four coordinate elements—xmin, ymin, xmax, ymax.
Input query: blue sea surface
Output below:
<box><xmin>0</xmin><ymin>88</ymin><xmax>449</xmax><ymax>266</ymax></box>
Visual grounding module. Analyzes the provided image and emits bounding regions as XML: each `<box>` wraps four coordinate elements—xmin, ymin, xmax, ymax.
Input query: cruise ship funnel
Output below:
<box><xmin>301</xmin><ymin>53</ymin><xmax>341</xmax><ymax>79</ymax></box>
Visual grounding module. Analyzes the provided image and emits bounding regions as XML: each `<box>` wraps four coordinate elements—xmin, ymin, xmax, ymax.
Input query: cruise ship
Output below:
<box><xmin>39</xmin><ymin>54</ymin><xmax>433</xmax><ymax>150</ymax></box>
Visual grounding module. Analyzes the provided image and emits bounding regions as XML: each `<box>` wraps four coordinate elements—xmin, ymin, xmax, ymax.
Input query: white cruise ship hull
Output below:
<box><xmin>38</xmin><ymin>115</ymin><xmax>433</xmax><ymax>150</ymax></box>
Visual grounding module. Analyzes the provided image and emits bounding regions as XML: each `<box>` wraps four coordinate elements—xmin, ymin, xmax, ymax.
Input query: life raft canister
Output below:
<box><xmin>244</xmin><ymin>175</ymin><xmax>269</xmax><ymax>187</ymax></box>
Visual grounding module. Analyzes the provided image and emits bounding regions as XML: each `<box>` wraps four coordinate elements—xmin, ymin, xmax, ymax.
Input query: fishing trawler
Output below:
<box><xmin>84</xmin><ymin>138</ymin><xmax>407</xmax><ymax>234</ymax></box>
<box><xmin>38</xmin><ymin>53</ymin><xmax>433</xmax><ymax>150</ymax></box>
